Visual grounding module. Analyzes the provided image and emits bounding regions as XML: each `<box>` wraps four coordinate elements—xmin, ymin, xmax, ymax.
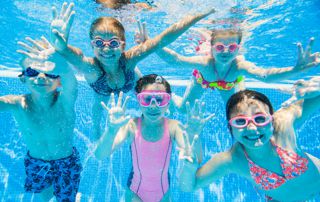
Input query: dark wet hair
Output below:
<box><xmin>135</xmin><ymin>74</ymin><xmax>171</xmax><ymax>94</ymax></box>
<box><xmin>226</xmin><ymin>89</ymin><xmax>274</xmax><ymax>121</ymax></box>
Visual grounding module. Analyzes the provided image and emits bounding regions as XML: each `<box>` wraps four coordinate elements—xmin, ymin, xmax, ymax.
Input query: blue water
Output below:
<box><xmin>1</xmin><ymin>0</ymin><xmax>320</xmax><ymax>201</ymax></box>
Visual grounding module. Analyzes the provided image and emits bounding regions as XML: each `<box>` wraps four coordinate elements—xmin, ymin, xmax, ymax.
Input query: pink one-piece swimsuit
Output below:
<box><xmin>129</xmin><ymin>118</ymin><xmax>172</xmax><ymax>202</ymax></box>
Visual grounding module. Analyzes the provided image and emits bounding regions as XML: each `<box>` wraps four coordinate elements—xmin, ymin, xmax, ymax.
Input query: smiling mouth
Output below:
<box><xmin>148</xmin><ymin>112</ymin><xmax>161</xmax><ymax>116</ymax></box>
<box><xmin>100</xmin><ymin>53</ymin><xmax>115</xmax><ymax>59</ymax></box>
<box><xmin>244</xmin><ymin>134</ymin><xmax>264</xmax><ymax>141</ymax></box>
<box><xmin>35</xmin><ymin>84</ymin><xmax>49</xmax><ymax>86</ymax></box>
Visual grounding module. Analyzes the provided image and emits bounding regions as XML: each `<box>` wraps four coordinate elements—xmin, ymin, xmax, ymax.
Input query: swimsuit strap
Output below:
<box><xmin>213</xmin><ymin>62</ymin><xmax>233</xmax><ymax>81</ymax></box>
<box><xmin>137</xmin><ymin>118</ymin><xmax>142</xmax><ymax>138</ymax></box>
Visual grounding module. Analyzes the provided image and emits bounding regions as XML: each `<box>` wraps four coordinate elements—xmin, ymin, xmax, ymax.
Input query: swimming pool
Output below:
<box><xmin>1</xmin><ymin>0</ymin><xmax>320</xmax><ymax>201</ymax></box>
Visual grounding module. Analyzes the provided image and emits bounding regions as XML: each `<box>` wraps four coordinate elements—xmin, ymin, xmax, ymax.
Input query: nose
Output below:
<box><xmin>37</xmin><ymin>73</ymin><xmax>46</xmax><ymax>80</ymax></box>
<box><xmin>222</xmin><ymin>46</ymin><xmax>229</xmax><ymax>53</ymax></box>
<box><xmin>149</xmin><ymin>99</ymin><xmax>158</xmax><ymax>108</ymax></box>
<box><xmin>246</xmin><ymin>121</ymin><xmax>257</xmax><ymax>131</ymax></box>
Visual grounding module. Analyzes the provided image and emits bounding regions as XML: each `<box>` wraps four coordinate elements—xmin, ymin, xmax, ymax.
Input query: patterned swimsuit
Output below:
<box><xmin>90</xmin><ymin>56</ymin><xmax>135</xmax><ymax>96</ymax></box>
<box><xmin>242</xmin><ymin>142</ymin><xmax>309</xmax><ymax>200</ymax></box>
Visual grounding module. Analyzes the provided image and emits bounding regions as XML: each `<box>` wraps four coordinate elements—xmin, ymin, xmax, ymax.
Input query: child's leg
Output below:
<box><xmin>160</xmin><ymin>190</ymin><xmax>171</xmax><ymax>202</ymax></box>
<box><xmin>37</xmin><ymin>186</ymin><xmax>54</xmax><ymax>202</ymax></box>
<box><xmin>125</xmin><ymin>188</ymin><xmax>142</xmax><ymax>202</ymax></box>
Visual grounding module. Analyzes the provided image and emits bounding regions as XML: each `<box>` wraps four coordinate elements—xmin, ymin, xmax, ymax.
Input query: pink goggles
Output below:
<box><xmin>213</xmin><ymin>42</ymin><xmax>239</xmax><ymax>53</ymax></box>
<box><xmin>136</xmin><ymin>90</ymin><xmax>171</xmax><ymax>107</ymax></box>
<box><xmin>91</xmin><ymin>37</ymin><xmax>122</xmax><ymax>49</ymax></box>
<box><xmin>229</xmin><ymin>113</ymin><xmax>272</xmax><ymax>129</ymax></box>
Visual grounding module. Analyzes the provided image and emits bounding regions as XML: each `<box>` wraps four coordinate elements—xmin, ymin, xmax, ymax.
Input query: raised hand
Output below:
<box><xmin>134</xmin><ymin>20</ymin><xmax>149</xmax><ymax>45</ymax></box>
<box><xmin>178</xmin><ymin>133</ymin><xmax>199</xmax><ymax>164</ymax></box>
<box><xmin>282</xmin><ymin>77</ymin><xmax>320</xmax><ymax>107</ymax></box>
<box><xmin>17</xmin><ymin>36</ymin><xmax>59</xmax><ymax>71</ymax></box>
<box><xmin>294</xmin><ymin>37</ymin><xmax>320</xmax><ymax>71</ymax></box>
<box><xmin>185</xmin><ymin>100</ymin><xmax>215</xmax><ymax>136</ymax></box>
<box><xmin>101</xmin><ymin>92</ymin><xmax>131</xmax><ymax>129</ymax></box>
<box><xmin>50</xmin><ymin>2</ymin><xmax>75</xmax><ymax>51</ymax></box>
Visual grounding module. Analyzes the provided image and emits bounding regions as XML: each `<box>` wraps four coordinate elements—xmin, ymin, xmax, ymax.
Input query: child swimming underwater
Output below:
<box><xmin>95</xmin><ymin>74</ymin><xmax>214</xmax><ymax>201</ymax></box>
<box><xmin>135</xmin><ymin>24</ymin><xmax>320</xmax><ymax>111</ymax></box>
<box><xmin>179</xmin><ymin>80</ymin><xmax>320</xmax><ymax>201</ymax></box>
<box><xmin>0</xmin><ymin>37</ymin><xmax>82</xmax><ymax>202</ymax></box>
<box><xmin>50</xmin><ymin>2</ymin><xmax>215</xmax><ymax>138</ymax></box>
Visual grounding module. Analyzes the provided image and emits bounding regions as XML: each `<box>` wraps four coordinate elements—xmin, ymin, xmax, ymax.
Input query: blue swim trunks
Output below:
<box><xmin>24</xmin><ymin>147</ymin><xmax>82</xmax><ymax>202</ymax></box>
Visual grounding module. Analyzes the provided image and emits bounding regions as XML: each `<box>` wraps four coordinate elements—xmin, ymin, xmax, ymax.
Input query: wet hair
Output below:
<box><xmin>226</xmin><ymin>89</ymin><xmax>274</xmax><ymax>121</ymax></box>
<box><xmin>135</xmin><ymin>74</ymin><xmax>171</xmax><ymax>94</ymax></box>
<box><xmin>211</xmin><ymin>29</ymin><xmax>242</xmax><ymax>45</ymax></box>
<box><xmin>89</xmin><ymin>17</ymin><xmax>126</xmax><ymax>43</ymax></box>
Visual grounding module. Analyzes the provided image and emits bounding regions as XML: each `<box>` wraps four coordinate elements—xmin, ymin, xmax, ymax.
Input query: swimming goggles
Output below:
<box><xmin>91</xmin><ymin>37</ymin><xmax>122</xmax><ymax>49</ymax></box>
<box><xmin>136</xmin><ymin>90</ymin><xmax>171</xmax><ymax>107</ymax></box>
<box><xmin>20</xmin><ymin>67</ymin><xmax>60</xmax><ymax>79</ymax></box>
<box><xmin>229</xmin><ymin>113</ymin><xmax>272</xmax><ymax>129</ymax></box>
<box><xmin>213</xmin><ymin>42</ymin><xmax>239</xmax><ymax>53</ymax></box>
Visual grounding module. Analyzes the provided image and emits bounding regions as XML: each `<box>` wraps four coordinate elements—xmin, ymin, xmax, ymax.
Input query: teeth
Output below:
<box><xmin>246</xmin><ymin>135</ymin><xmax>260</xmax><ymax>140</ymax></box>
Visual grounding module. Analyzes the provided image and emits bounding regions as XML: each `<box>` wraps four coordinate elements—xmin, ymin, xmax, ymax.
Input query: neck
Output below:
<box><xmin>30</xmin><ymin>91</ymin><xmax>57</xmax><ymax>109</ymax></box>
<box><xmin>103</xmin><ymin>61</ymin><xmax>120</xmax><ymax>75</ymax></box>
<box><xmin>245</xmin><ymin>140</ymin><xmax>274</xmax><ymax>160</ymax></box>
<box><xmin>141</xmin><ymin>116</ymin><xmax>164</xmax><ymax>128</ymax></box>
<box><xmin>215</xmin><ymin>60</ymin><xmax>232</xmax><ymax>69</ymax></box>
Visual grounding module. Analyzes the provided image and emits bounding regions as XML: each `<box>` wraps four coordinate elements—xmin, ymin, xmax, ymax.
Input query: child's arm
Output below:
<box><xmin>281</xmin><ymin>77</ymin><xmax>320</xmax><ymax>126</ymax></box>
<box><xmin>126</xmin><ymin>9</ymin><xmax>215</xmax><ymax>66</ymax></box>
<box><xmin>238</xmin><ymin>38</ymin><xmax>320</xmax><ymax>82</ymax></box>
<box><xmin>134</xmin><ymin>21</ymin><xmax>207</xmax><ymax>69</ymax></box>
<box><xmin>173</xmin><ymin>77</ymin><xmax>206</xmax><ymax>113</ymax></box>
<box><xmin>50</xmin><ymin>3</ymin><xmax>99</xmax><ymax>81</ymax></box>
<box><xmin>0</xmin><ymin>96</ymin><xmax>21</xmax><ymax>111</ymax></box>
<box><xmin>94</xmin><ymin>92</ymin><xmax>133</xmax><ymax>159</ymax></box>
<box><xmin>175</xmin><ymin>100</ymin><xmax>215</xmax><ymax>163</ymax></box>
<box><xmin>178</xmin><ymin>140</ymin><xmax>232</xmax><ymax>191</ymax></box>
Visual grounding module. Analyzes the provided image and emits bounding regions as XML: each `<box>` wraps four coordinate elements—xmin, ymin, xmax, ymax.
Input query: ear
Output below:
<box><xmin>57</xmin><ymin>78</ymin><xmax>62</xmax><ymax>87</ymax></box>
<box><xmin>121</xmin><ymin>42</ymin><xmax>126</xmax><ymax>50</ymax></box>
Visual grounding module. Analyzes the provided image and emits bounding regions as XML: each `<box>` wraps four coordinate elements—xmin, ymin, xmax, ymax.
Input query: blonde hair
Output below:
<box><xmin>89</xmin><ymin>17</ymin><xmax>125</xmax><ymax>42</ymax></box>
<box><xmin>211</xmin><ymin>29</ymin><xmax>242</xmax><ymax>45</ymax></box>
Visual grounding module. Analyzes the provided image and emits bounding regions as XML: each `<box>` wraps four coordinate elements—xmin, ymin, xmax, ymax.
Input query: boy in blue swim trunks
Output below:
<box><xmin>0</xmin><ymin>37</ymin><xmax>81</xmax><ymax>202</ymax></box>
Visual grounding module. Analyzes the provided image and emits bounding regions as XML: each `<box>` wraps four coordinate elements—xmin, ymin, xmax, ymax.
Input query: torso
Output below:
<box><xmin>231</xmin><ymin>140</ymin><xmax>320</xmax><ymax>201</ymax></box>
<box><xmin>89</xmin><ymin>56</ymin><xmax>135</xmax><ymax>96</ymax></box>
<box><xmin>129</xmin><ymin>118</ymin><xmax>172</xmax><ymax>201</ymax></box>
<box><xmin>197</xmin><ymin>56</ymin><xmax>245</xmax><ymax>102</ymax></box>
<box><xmin>14</xmin><ymin>93</ymin><xmax>75</xmax><ymax>160</ymax></box>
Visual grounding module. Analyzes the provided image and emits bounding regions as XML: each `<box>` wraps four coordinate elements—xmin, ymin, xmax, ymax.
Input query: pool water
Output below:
<box><xmin>1</xmin><ymin>0</ymin><xmax>320</xmax><ymax>201</ymax></box>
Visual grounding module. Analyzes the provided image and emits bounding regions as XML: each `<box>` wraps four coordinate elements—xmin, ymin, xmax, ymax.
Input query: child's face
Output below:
<box><xmin>229</xmin><ymin>98</ymin><xmax>273</xmax><ymax>149</ymax></box>
<box><xmin>211</xmin><ymin>34</ymin><xmax>240</xmax><ymax>64</ymax></box>
<box><xmin>91</xmin><ymin>32</ymin><xmax>124</xmax><ymax>65</ymax></box>
<box><xmin>22</xmin><ymin>67</ymin><xmax>61</xmax><ymax>94</ymax></box>
<box><xmin>138</xmin><ymin>83</ymin><xmax>170</xmax><ymax>122</ymax></box>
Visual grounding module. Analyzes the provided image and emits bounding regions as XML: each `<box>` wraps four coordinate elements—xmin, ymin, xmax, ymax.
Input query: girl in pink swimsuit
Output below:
<box><xmin>179</xmin><ymin>79</ymin><xmax>320</xmax><ymax>201</ymax></box>
<box><xmin>95</xmin><ymin>74</ymin><xmax>214</xmax><ymax>201</ymax></box>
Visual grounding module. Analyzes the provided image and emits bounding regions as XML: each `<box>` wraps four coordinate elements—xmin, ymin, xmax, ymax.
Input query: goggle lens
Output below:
<box><xmin>92</xmin><ymin>38</ymin><xmax>121</xmax><ymax>49</ymax></box>
<box><xmin>229</xmin><ymin>114</ymin><xmax>272</xmax><ymax>128</ymax></box>
<box><xmin>137</xmin><ymin>92</ymin><xmax>171</xmax><ymax>107</ymax></box>
<box><xmin>22</xmin><ymin>67</ymin><xmax>60</xmax><ymax>79</ymax></box>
